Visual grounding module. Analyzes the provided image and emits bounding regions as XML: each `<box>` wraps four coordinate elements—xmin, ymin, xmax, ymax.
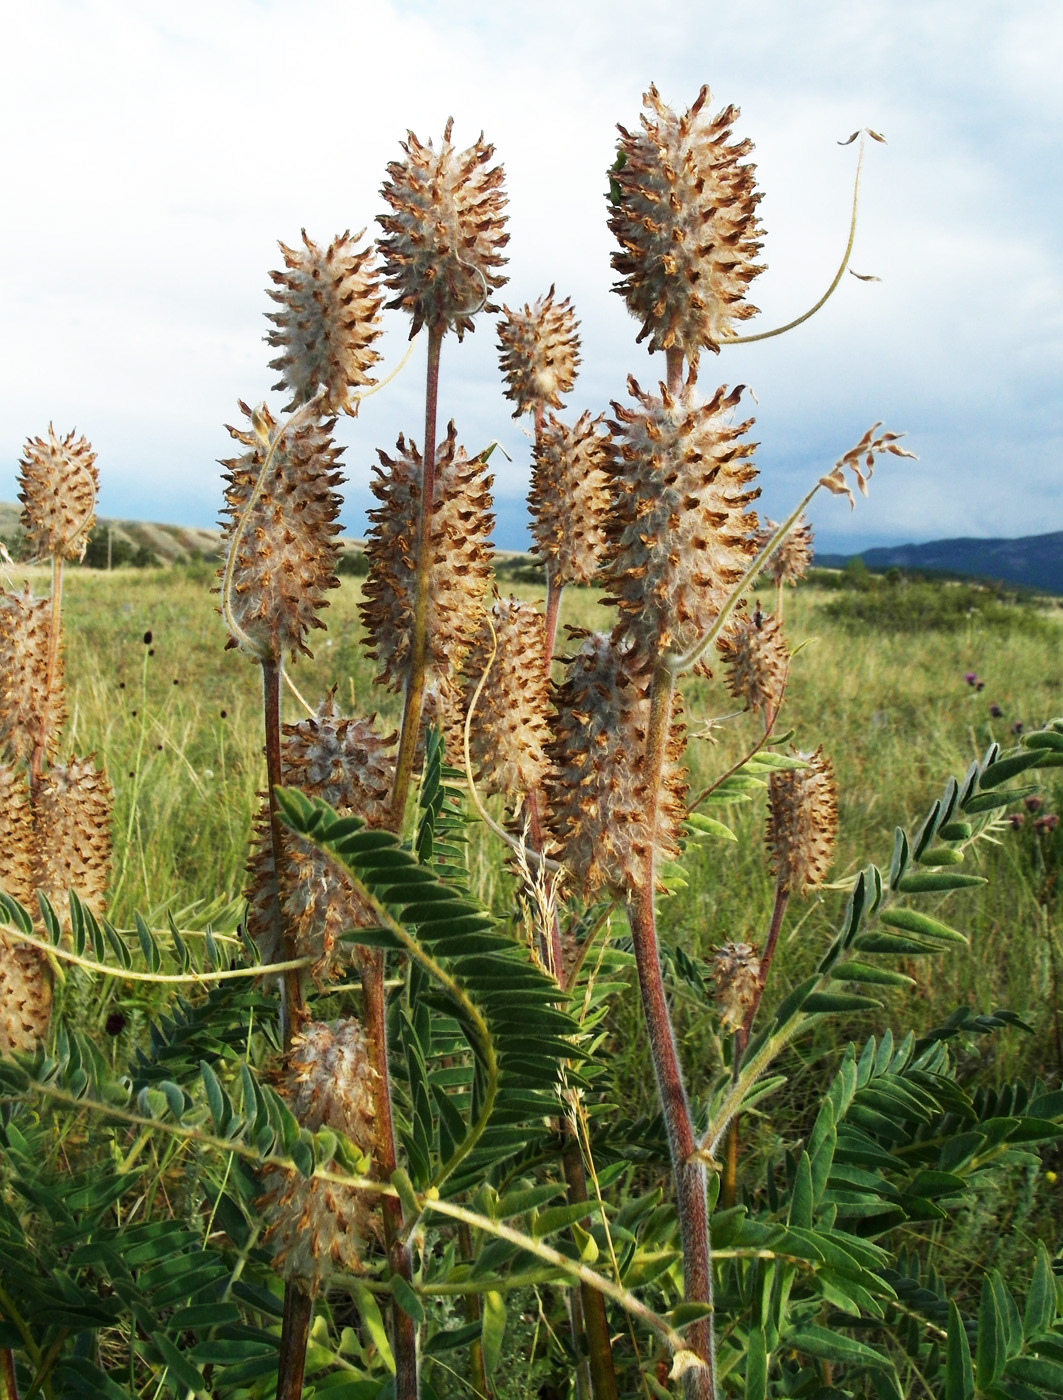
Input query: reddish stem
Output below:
<box><xmin>276</xmin><ymin>1286</ymin><xmax>313</xmax><ymax>1400</ymax></box>
<box><xmin>30</xmin><ymin>556</ymin><xmax>63</xmax><ymax>798</ymax></box>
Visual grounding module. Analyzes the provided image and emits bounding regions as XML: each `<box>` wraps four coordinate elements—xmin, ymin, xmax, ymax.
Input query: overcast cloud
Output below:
<box><xmin>1</xmin><ymin>0</ymin><xmax>1060</xmax><ymax>553</ymax></box>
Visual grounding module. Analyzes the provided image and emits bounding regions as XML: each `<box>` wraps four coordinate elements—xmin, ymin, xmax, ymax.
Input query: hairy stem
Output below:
<box><xmin>543</xmin><ymin>569</ymin><xmax>564</xmax><ymax>672</ymax></box>
<box><xmin>666</xmin><ymin>346</ymin><xmax>685</xmax><ymax>396</ymax></box>
<box><xmin>30</xmin><ymin>556</ymin><xmax>63</xmax><ymax>796</ymax></box>
<box><xmin>276</xmin><ymin>1286</ymin><xmax>313</xmax><ymax>1400</ymax></box>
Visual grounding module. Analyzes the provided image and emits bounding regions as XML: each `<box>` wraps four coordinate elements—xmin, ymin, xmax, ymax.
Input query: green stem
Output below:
<box><xmin>562</xmin><ymin>1139</ymin><xmax>620</xmax><ymax>1400</ymax></box>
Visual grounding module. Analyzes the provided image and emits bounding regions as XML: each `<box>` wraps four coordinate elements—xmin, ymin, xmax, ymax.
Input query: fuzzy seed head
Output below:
<box><xmin>497</xmin><ymin>286</ymin><xmax>580</xmax><ymax>418</ymax></box>
<box><xmin>461</xmin><ymin>597</ymin><xmax>553</xmax><ymax>806</ymax></box>
<box><xmin>32</xmin><ymin>758</ymin><xmax>113</xmax><ymax>919</ymax></box>
<box><xmin>378</xmin><ymin>119</ymin><xmax>509</xmax><ymax>339</ymax></box>
<box><xmin>18</xmin><ymin>427</ymin><xmax>98</xmax><ymax>561</ymax></box>
<box><xmin>266</xmin><ymin>230</ymin><xmax>383</xmax><ymax>414</ymax></box>
<box><xmin>609</xmin><ymin>85</ymin><xmax>764</xmax><ymax>360</ymax></box>
<box><xmin>757</xmin><ymin>516</ymin><xmax>813</xmax><ymax>588</ymax></box>
<box><xmin>0</xmin><ymin>933</ymin><xmax>52</xmax><ymax>1056</ymax></box>
<box><xmin>767</xmin><ymin>748</ymin><xmax>838</xmax><ymax>895</ymax></box>
<box><xmin>0</xmin><ymin>587</ymin><xmax>64</xmax><ymax>765</ymax></box>
<box><xmin>711</xmin><ymin>940</ymin><xmax>761</xmax><ymax>1032</ymax></box>
<box><xmin>219</xmin><ymin>402</ymin><xmax>344</xmax><ymax>662</ymax></box>
<box><xmin>260</xmin><ymin>1019</ymin><xmax>379</xmax><ymax>1291</ymax></box>
<box><xmin>0</xmin><ymin>764</ymin><xmax>34</xmax><ymax>908</ymax></box>
<box><xmin>547</xmin><ymin>632</ymin><xmax>687</xmax><ymax>898</ymax></box>
<box><xmin>603</xmin><ymin>378</ymin><xmax>759</xmax><ymax>662</ymax></box>
<box><xmin>529</xmin><ymin>412</ymin><xmax>612</xmax><ymax>587</ymax></box>
<box><xmin>716</xmin><ymin>606</ymin><xmax>788</xmax><ymax>718</ymax></box>
<box><xmin>361</xmin><ymin>424</ymin><xmax>494</xmax><ymax>696</ymax></box>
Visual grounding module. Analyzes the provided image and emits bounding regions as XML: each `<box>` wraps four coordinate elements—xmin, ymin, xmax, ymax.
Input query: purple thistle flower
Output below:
<box><xmin>1034</xmin><ymin>813</ymin><xmax>1059</xmax><ymax>834</ymax></box>
<box><xmin>964</xmin><ymin>672</ymin><xmax>978</xmax><ymax>686</ymax></box>
<box><xmin>989</xmin><ymin>703</ymin><xmax>1004</xmax><ymax>718</ymax></box>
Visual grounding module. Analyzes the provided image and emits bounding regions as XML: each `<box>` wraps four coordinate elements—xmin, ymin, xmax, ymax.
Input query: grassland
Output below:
<box><xmin>25</xmin><ymin>555</ymin><xmax>1060</xmax><ymax>1117</ymax></box>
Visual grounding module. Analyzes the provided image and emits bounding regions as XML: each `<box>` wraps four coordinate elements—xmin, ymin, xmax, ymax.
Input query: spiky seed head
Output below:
<box><xmin>496</xmin><ymin>286</ymin><xmax>580</xmax><ymax>418</ymax></box>
<box><xmin>378</xmin><ymin>118</ymin><xmax>509</xmax><ymax>340</ymax></box>
<box><xmin>767</xmin><ymin>748</ymin><xmax>838</xmax><ymax>895</ymax></box>
<box><xmin>609</xmin><ymin>84</ymin><xmax>764</xmax><ymax>361</ymax></box>
<box><xmin>266</xmin><ymin>230</ymin><xmax>383</xmax><ymax>415</ymax></box>
<box><xmin>547</xmin><ymin>632</ymin><xmax>687</xmax><ymax>898</ymax></box>
<box><xmin>461</xmin><ymin>596</ymin><xmax>553</xmax><ymax>807</ymax></box>
<box><xmin>219</xmin><ymin>401</ymin><xmax>344</xmax><ymax>662</ymax></box>
<box><xmin>716</xmin><ymin>606</ymin><xmax>788</xmax><ymax>718</ymax></box>
<box><xmin>0</xmin><ymin>933</ymin><xmax>52</xmax><ymax>1056</ymax></box>
<box><xmin>0</xmin><ymin>764</ymin><xmax>34</xmax><ymax>908</ymax></box>
<box><xmin>603</xmin><ymin>377</ymin><xmax>759</xmax><ymax>663</ymax></box>
<box><xmin>18</xmin><ymin>426</ymin><xmax>98</xmax><ymax>561</ymax></box>
<box><xmin>361</xmin><ymin>423</ymin><xmax>494</xmax><ymax>696</ymax></box>
<box><xmin>529</xmin><ymin>412</ymin><xmax>612</xmax><ymax>587</ymax></box>
<box><xmin>756</xmin><ymin>516</ymin><xmax>813</xmax><ymax>587</ymax></box>
<box><xmin>260</xmin><ymin>1019</ymin><xmax>379</xmax><ymax>1291</ymax></box>
<box><xmin>32</xmin><ymin>758</ymin><xmax>113</xmax><ymax>919</ymax></box>
<box><xmin>246</xmin><ymin>701</ymin><xmax>395</xmax><ymax>980</ymax></box>
<box><xmin>0</xmin><ymin>587</ymin><xmax>64</xmax><ymax>765</ymax></box>
<box><xmin>711</xmin><ymin>941</ymin><xmax>761</xmax><ymax>1032</ymax></box>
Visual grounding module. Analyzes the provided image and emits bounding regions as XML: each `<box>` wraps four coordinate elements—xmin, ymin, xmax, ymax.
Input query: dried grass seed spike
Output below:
<box><xmin>462</xmin><ymin>596</ymin><xmax>554</xmax><ymax>806</ymax></box>
<box><xmin>756</xmin><ymin>515</ymin><xmax>813</xmax><ymax>587</ymax></box>
<box><xmin>716</xmin><ymin>605</ymin><xmax>788</xmax><ymax>718</ymax></box>
<box><xmin>0</xmin><ymin>931</ymin><xmax>53</xmax><ymax>1056</ymax></box>
<box><xmin>219</xmin><ymin>402</ymin><xmax>345</xmax><ymax>662</ymax></box>
<box><xmin>361</xmin><ymin>424</ymin><xmax>494</xmax><ymax>697</ymax></box>
<box><xmin>0</xmin><ymin>763</ymin><xmax>34</xmax><ymax>907</ymax></box>
<box><xmin>609</xmin><ymin>84</ymin><xmax>765</xmax><ymax>361</ymax></box>
<box><xmin>711</xmin><ymin>940</ymin><xmax>762</xmax><ymax>1032</ymax></box>
<box><xmin>266</xmin><ymin>229</ymin><xmax>383</xmax><ymax>414</ymax></box>
<box><xmin>497</xmin><ymin>286</ymin><xmax>581</xmax><ymax>418</ymax></box>
<box><xmin>603</xmin><ymin>377</ymin><xmax>759</xmax><ymax>662</ymax></box>
<box><xmin>547</xmin><ymin>632</ymin><xmax>687</xmax><ymax>898</ymax></box>
<box><xmin>0</xmin><ymin>586</ymin><xmax>64</xmax><ymax>765</ymax></box>
<box><xmin>529</xmin><ymin>412</ymin><xmax>612</xmax><ymax>587</ymax></box>
<box><xmin>260</xmin><ymin>1019</ymin><xmax>379</xmax><ymax>1292</ymax></box>
<box><xmin>767</xmin><ymin>747</ymin><xmax>838</xmax><ymax>895</ymax></box>
<box><xmin>378</xmin><ymin>119</ymin><xmax>509</xmax><ymax>339</ymax></box>
<box><xmin>18</xmin><ymin>426</ymin><xmax>98</xmax><ymax>561</ymax></box>
<box><xmin>32</xmin><ymin>757</ymin><xmax>113</xmax><ymax>920</ymax></box>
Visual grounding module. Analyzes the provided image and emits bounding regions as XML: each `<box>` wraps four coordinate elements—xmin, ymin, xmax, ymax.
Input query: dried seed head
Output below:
<box><xmin>0</xmin><ymin>587</ymin><xmax>64</xmax><ymax>765</ymax></box>
<box><xmin>711</xmin><ymin>941</ymin><xmax>761</xmax><ymax>1032</ymax></box>
<box><xmin>547</xmin><ymin>632</ymin><xmax>687</xmax><ymax>898</ymax></box>
<box><xmin>767</xmin><ymin>748</ymin><xmax>838</xmax><ymax>894</ymax></box>
<box><xmin>361</xmin><ymin>424</ymin><xmax>494</xmax><ymax>695</ymax></box>
<box><xmin>219</xmin><ymin>402</ymin><xmax>344</xmax><ymax>662</ymax></box>
<box><xmin>246</xmin><ymin>701</ymin><xmax>395</xmax><ymax>980</ymax></box>
<box><xmin>609</xmin><ymin>85</ymin><xmax>764</xmax><ymax>361</ymax></box>
<box><xmin>461</xmin><ymin>596</ymin><xmax>553</xmax><ymax>807</ymax></box>
<box><xmin>0</xmin><ymin>933</ymin><xmax>52</xmax><ymax>1056</ymax></box>
<box><xmin>378</xmin><ymin>119</ymin><xmax>509</xmax><ymax>339</ymax></box>
<box><xmin>756</xmin><ymin>516</ymin><xmax>813</xmax><ymax>588</ymax></box>
<box><xmin>716</xmin><ymin>605</ymin><xmax>788</xmax><ymax>718</ymax></box>
<box><xmin>33</xmin><ymin>758</ymin><xmax>113</xmax><ymax>919</ymax></box>
<box><xmin>529</xmin><ymin>412</ymin><xmax>612</xmax><ymax>587</ymax></box>
<box><xmin>603</xmin><ymin>377</ymin><xmax>759</xmax><ymax>662</ymax></box>
<box><xmin>266</xmin><ymin>230</ymin><xmax>383</xmax><ymax>414</ymax></box>
<box><xmin>497</xmin><ymin>286</ymin><xmax>580</xmax><ymax>418</ymax></box>
<box><xmin>0</xmin><ymin>764</ymin><xmax>34</xmax><ymax>908</ymax></box>
<box><xmin>260</xmin><ymin>1019</ymin><xmax>379</xmax><ymax>1292</ymax></box>
<box><xmin>18</xmin><ymin>427</ymin><xmax>98</xmax><ymax>561</ymax></box>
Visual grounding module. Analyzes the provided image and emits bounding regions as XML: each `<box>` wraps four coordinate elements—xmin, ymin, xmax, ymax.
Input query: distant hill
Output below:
<box><xmin>815</xmin><ymin>531</ymin><xmax>1063</xmax><ymax>596</ymax></box>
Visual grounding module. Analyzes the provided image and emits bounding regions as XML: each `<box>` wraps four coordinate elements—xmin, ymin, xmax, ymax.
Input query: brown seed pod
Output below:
<box><xmin>756</xmin><ymin>516</ymin><xmax>813</xmax><ymax>588</ymax></box>
<box><xmin>0</xmin><ymin>764</ymin><xmax>34</xmax><ymax>908</ymax></box>
<box><xmin>32</xmin><ymin>757</ymin><xmax>113</xmax><ymax>920</ymax></box>
<box><xmin>218</xmin><ymin>401</ymin><xmax>344</xmax><ymax>662</ymax></box>
<box><xmin>378</xmin><ymin>118</ymin><xmax>509</xmax><ymax>339</ymax></box>
<box><xmin>547</xmin><ymin>632</ymin><xmax>687</xmax><ymax>898</ymax></box>
<box><xmin>497</xmin><ymin>286</ymin><xmax>580</xmax><ymax>418</ymax></box>
<box><xmin>260</xmin><ymin>1019</ymin><xmax>380</xmax><ymax>1292</ymax></box>
<box><xmin>529</xmin><ymin>412</ymin><xmax>612</xmax><ymax>587</ymax></box>
<box><xmin>603</xmin><ymin>377</ymin><xmax>759</xmax><ymax>664</ymax></box>
<box><xmin>711</xmin><ymin>940</ymin><xmax>762</xmax><ymax>1032</ymax></box>
<box><xmin>767</xmin><ymin>748</ymin><xmax>838</xmax><ymax>895</ymax></box>
<box><xmin>716</xmin><ymin>605</ymin><xmax>789</xmax><ymax>719</ymax></box>
<box><xmin>361</xmin><ymin>423</ymin><xmax>494</xmax><ymax>698</ymax></box>
<box><xmin>461</xmin><ymin>596</ymin><xmax>553</xmax><ymax>808</ymax></box>
<box><xmin>609</xmin><ymin>84</ymin><xmax>764</xmax><ymax>362</ymax></box>
<box><xmin>0</xmin><ymin>931</ymin><xmax>52</xmax><ymax>1056</ymax></box>
<box><xmin>0</xmin><ymin>586</ymin><xmax>64</xmax><ymax>765</ymax></box>
<box><xmin>266</xmin><ymin>229</ymin><xmax>383</xmax><ymax>415</ymax></box>
<box><xmin>18</xmin><ymin>426</ymin><xmax>98</xmax><ymax>561</ymax></box>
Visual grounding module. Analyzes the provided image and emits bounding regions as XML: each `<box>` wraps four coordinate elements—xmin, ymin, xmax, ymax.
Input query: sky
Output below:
<box><xmin>1</xmin><ymin>0</ymin><xmax>1060</xmax><ymax>555</ymax></box>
